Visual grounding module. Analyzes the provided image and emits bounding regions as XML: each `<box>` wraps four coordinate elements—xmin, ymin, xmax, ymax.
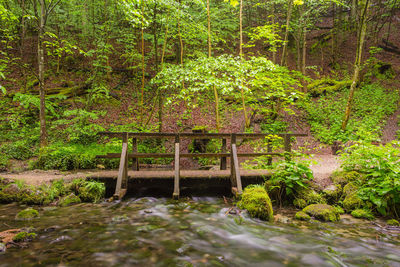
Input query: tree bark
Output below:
<box><xmin>207</xmin><ymin>0</ymin><xmax>212</xmax><ymax>57</ymax></box>
<box><xmin>342</xmin><ymin>0</ymin><xmax>370</xmax><ymax>130</ymax></box>
<box><xmin>281</xmin><ymin>0</ymin><xmax>293</xmax><ymax>66</ymax></box>
<box><xmin>38</xmin><ymin>0</ymin><xmax>47</xmax><ymax>147</ymax></box>
<box><xmin>239</xmin><ymin>0</ymin><xmax>243</xmax><ymax>56</ymax></box>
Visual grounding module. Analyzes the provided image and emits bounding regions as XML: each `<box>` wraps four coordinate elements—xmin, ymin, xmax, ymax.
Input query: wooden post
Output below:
<box><xmin>267</xmin><ymin>137</ymin><xmax>272</xmax><ymax>166</ymax></box>
<box><xmin>220</xmin><ymin>138</ymin><xmax>227</xmax><ymax>170</ymax></box>
<box><xmin>132</xmin><ymin>137</ymin><xmax>139</xmax><ymax>171</ymax></box>
<box><xmin>114</xmin><ymin>140</ymin><xmax>128</xmax><ymax>200</ymax></box>
<box><xmin>283</xmin><ymin>134</ymin><xmax>291</xmax><ymax>161</ymax></box>
<box><xmin>231</xmin><ymin>143</ymin><xmax>242</xmax><ymax>195</ymax></box>
<box><xmin>173</xmin><ymin>135</ymin><xmax>180</xmax><ymax>199</ymax></box>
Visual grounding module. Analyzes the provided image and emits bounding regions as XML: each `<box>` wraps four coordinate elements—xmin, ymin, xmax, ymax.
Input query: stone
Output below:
<box><xmin>295</xmin><ymin>211</ymin><xmax>311</xmax><ymax>221</ymax></box>
<box><xmin>303</xmin><ymin>204</ymin><xmax>340</xmax><ymax>222</ymax></box>
<box><xmin>351</xmin><ymin>209</ymin><xmax>374</xmax><ymax>220</ymax></box>
<box><xmin>237</xmin><ymin>185</ymin><xmax>273</xmax><ymax>221</ymax></box>
<box><xmin>15</xmin><ymin>208</ymin><xmax>39</xmax><ymax>221</ymax></box>
<box><xmin>0</xmin><ymin>243</ymin><xmax>6</xmax><ymax>254</ymax></box>
<box><xmin>58</xmin><ymin>193</ymin><xmax>81</xmax><ymax>207</ymax></box>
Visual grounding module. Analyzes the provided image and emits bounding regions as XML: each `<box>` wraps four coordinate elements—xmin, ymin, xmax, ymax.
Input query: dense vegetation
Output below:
<box><xmin>0</xmin><ymin>0</ymin><xmax>400</xmax><ymax>219</ymax></box>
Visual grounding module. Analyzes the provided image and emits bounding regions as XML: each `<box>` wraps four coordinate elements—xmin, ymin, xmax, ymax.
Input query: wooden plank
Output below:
<box><xmin>114</xmin><ymin>142</ymin><xmax>128</xmax><ymax>200</ymax></box>
<box><xmin>89</xmin><ymin>169</ymin><xmax>273</xmax><ymax>180</ymax></box>
<box><xmin>96</xmin><ymin>152</ymin><xmax>284</xmax><ymax>159</ymax></box>
<box><xmin>173</xmin><ymin>142</ymin><xmax>180</xmax><ymax>199</ymax></box>
<box><xmin>231</xmin><ymin>144</ymin><xmax>243</xmax><ymax>194</ymax></box>
<box><xmin>220</xmin><ymin>138</ymin><xmax>227</xmax><ymax>170</ymax></box>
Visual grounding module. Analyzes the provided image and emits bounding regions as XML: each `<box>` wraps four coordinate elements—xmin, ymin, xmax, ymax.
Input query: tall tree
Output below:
<box><xmin>341</xmin><ymin>0</ymin><xmax>370</xmax><ymax>130</ymax></box>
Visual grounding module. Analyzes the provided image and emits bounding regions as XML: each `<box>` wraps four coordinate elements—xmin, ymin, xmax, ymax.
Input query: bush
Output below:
<box><xmin>300</xmin><ymin>83</ymin><xmax>399</xmax><ymax>144</ymax></box>
<box><xmin>340</xmin><ymin>140</ymin><xmax>400</xmax><ymax>216</ymax></box>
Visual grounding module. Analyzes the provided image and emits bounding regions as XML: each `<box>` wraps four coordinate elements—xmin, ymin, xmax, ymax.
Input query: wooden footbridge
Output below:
<box><xmin>96</xmin><ymin>132</ymin><xmax>306</xmax><ymax>199</ymax></box>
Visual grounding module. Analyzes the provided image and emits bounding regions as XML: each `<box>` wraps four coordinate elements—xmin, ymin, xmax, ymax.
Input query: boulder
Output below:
<box><xmin>237</xmin><ymin>186</ymin><xmax>273</xmax><ymax>221</ymax></box>
<box><xmin>303</xmin><ymin>204</ymin><xmax>340</xmax><ymax>222</ymax></box>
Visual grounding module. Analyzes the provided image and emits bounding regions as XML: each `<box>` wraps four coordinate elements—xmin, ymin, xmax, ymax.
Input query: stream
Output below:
<box><xmin>1</xmin><ymin>197</ymin><xmax>399</xmax><ymax>266</ymax></box>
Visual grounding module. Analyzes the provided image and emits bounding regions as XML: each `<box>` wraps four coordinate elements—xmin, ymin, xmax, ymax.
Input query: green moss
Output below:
<box><xmin>12</xmin><ymin>232</ymin><xmax>37</xmax><ymax>242</ymax></box>
<box><xmin>303</xmin><ymin>204</ymin><xmax>340</xmax><ymax>222</ymax></box>
<box><xmin>58</xmin><ymin>193</ymin><xmax>81</xmax><ymax>207</ymax></box>
<box><xmin>331</xmin><ymin>171</ymin><xmax>362</xmax><ymax>186</ymax></box>
<box><xmin>297</xmin><ymin>188</ymin><xmax>326</xmax><ymax>205</ymax></box>
<box><xmin>237</xmin><ymin>185</ymin><xmax>274</xmax><ymax>221</ymax></box>
<box><xmin>343</xmin><ymin>193</ymin><xmax>363</xmax><ymax>212</ymax></box>
<box><xmin>387</xmin><ymin>219</ymin><xmax>400</xmax><ymax>226</ymax></box>
<box><xmin>295</xmin><ymin>211</ymin><xmax>311</xmax><ymax>221</ymax></box>
<box><xmin>323</xmin><ymin>184</ymin><xmax>342</xmax><ymax>201</ymax></box>
<box><xmin>343</xmin><ymin>182</ymin><xmax>359</xmax><ymax>196</ymax></box>
<box><xmin>308</xmin><ymin>78</ymin><xmax>351</xmax><ymax>97</ymax></box>
<box><xmin>334</xmin><ymin>206</ymin><xmax>345</xmax><ymax>214</ymax></box>
<box><xmin>16</xmin><ymin>208</ymin><xmax>39</xmax><ymax>221</ymax></box>
<box><xmin>351</xmin><ymin>209</ymin><xmax>374</xmax><ymax>220</ymax></box>
<box><xmin>293</xmin><ymin>198</ymin><xmax>307</xmax><ymax>209</ymax></box>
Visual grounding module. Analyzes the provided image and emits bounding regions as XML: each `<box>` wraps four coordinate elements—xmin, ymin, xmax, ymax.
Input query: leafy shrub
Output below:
<box><xmin>340</xmin><ymin>140</ymin><xmax>400</xmax><ymax>216</ymax></box>
<box><xmin>0</xmin><ymin>140</ymin><xmax>36</xmax><ymax>160</ymax></box>
<box><xmin>300</xmin><ymin>83</ymin><xmax>399</xmax><ymax>144</ymax></box>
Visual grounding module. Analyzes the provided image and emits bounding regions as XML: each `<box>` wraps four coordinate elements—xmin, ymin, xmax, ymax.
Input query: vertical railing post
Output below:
<box><xmin>173</xmin><ymin>134</ymin><xmax>180</xmax><ymax>199</ymax></box>
<box><xmin>220</xmin><ymin>138</ymin><xmax>227</xmax><ymax>170</ymax></box>
<box><xmin>267</xmin><ymin>137</ymin><xmax>272</xmax><ymax>166</ymax></box>
<box><xmin>283</xmin><ymin>134</ymin><xmax>292</xmax><ymax>161</ymax></box>
<box><xmin>230</xmin><ymin>134</ymin><xmax>236</xmax><ymax>185</ymax></box>
<box><xmin>230</xmin><ymin>133</ymin><xmax>242</xmax><ymax>195</ymax></box>
<box><xmin>132</xmin><ymin>137</ymin><xmax>139</xmax><ymax>171</ymax></box>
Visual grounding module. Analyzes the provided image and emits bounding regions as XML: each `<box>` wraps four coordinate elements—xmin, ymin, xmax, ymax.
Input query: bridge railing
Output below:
<box><xmin>96</xmin><ymin>132</ymin><xmax>307</xmax><ymax>199</ymax></box>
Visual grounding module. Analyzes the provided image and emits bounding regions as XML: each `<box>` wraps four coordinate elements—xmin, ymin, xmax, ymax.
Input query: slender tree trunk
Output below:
<box><xmin>342</xmin><ymin>0</ymin><xmax>370</xmax><ymax>130</ymax></box>
<box><xmin>239</xmin><ymin>0</ymin><xmax>243</xmax><ymax>56</ymax></box>
<box><xmin>158</xmin><ymin>12</ymin><xmax>170</xmax><ymax>133</ymax></box>
<box><xmin>140</xmin><ymin>0</ymin><xmax>145</xmax><ymax>114</ymax></box>
<box><xmin>302</xmin><ymin>27</ymin><xmax>306</xmax><ymax>75</ymax></box>
<box><xmin>207</xmin><ymin>0</ymin><xmax>212</xmax><ymax>57</ymax></box>
<box><xmin>213</xmin><ymin>85</ymin><xmax>220</xmax><ymax>132</ymax></box>
<box><xmin>38</xmin><ymin>0</ymin><xmax>47</xmax><ymax>147</ymax></box>
<box><xmin>20</xmin><ymin>0</ymin><xmax>26</xmax><ymax>57</ymax></box>
<box><xmin>281</xmin><ymin>0</ymin><xmax>293</xmax><ymax>66</ymax></box>
<box><xmin>153</xmin><ymin>2</ymin><xmax>159</xmax><ymax>72</ymax></box>
<box><xmin>271</xmin><ymin>9</ymin><xmax>276</xmax><ymax>63</ymax></box>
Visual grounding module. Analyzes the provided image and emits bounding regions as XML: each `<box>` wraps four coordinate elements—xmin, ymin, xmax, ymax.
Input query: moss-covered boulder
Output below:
<box><xmin>237</xmin><ymin>186</ymin><xmax>274</xmax><ymax>221</ymax></box>
<box><xmin>295</xmin><ymin>211</ymin><xmax>311</xmax><ymax>221</ymax></box>
<box><xmin>293</xmin><ymin>198</ymin><xmax>307</xmax><ymax>209</ymax></box>
<box><xmin>0</xmin><ymin>183</ymin><xmax>21</xmax><ymax>203</ymax></box>
<box><xmin>58</xmin><ymin>193</ymin><xmax>81</xmax><ymax>207</ymax></box>
<box><xmin>342</xmin><ymin>182</ymin><xmax>358</xmax><ymax>196</ymax></box>
<box><xmin>15</xmin><ymin>208</ymin><xmax>39</xmax><ymax>221</ymax></box>
<box><xmin>387</xmin><ymin>219</ymin><xmax>400</xmax><ymax>226</ymax></box>
<box><xmin>12</xmin><ymin>232</ymin><xmax>37</xmax><ymax>243</ymax></box>
<box><xmin>343</xmin><ymin>193</ymin><xmax>363</xmax><ymax>212</ymax></box>
<box><xmin>351</xmin><ymin>209</ymin><xmax>374</xmax><ymax>220</ymax></box>
<box><xmin>323</xmin><ymin>184</ymin><xmax>342</xmax><ymax>201</ymax></box>
<box><xmin>303</xmin><ymin>204</ymin><xmax>340</xmax><ymax>222</ymax></box>
<box><xmin>331</xmin><ymin>171</ymin><xmax>363</xmax><ymax>186</ymax></box>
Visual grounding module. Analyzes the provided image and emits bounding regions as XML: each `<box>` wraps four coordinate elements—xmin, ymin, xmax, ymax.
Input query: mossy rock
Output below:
<box><xmin>16</xmin><ymin>208</ymin><xmax>39</xmax><ymax>221</ymax></box>
<box><xmin>323</xmin><ymin>184</ymin><xmax>342</xmax><ymax>201</ymax></box>
<box><xmin>343</xmin><ymin>193</ymin><xmax>363</xmax><ymax>212</ymax></box>
<box><xmin>297</xmin><ymin>188</ymin><xmax>326</xmax><ymax>205</ymax></box>
<box><xmin>12</xmin><ymin>232</ymin><xmax>37</xmax><ymax>243</ymax></box>
<box><xmin>58</xmin><ymin>193</ymin><xmax>81</xmax><ymax>207</ymax></box>
<box><xmin>351</xmin><ymin>209</ymin><xmax>374</xmax><ymax>220</ymax></box>
<box><xmin>237</xmin><ymin>185</ymin><xmax>274</xmax><ymax>221</ymax></box>
<box><xmin>342</xmin><ymin>182</ymin><xmax>359</xmax><ymax>196</ymax></box>
<box><xmin>303</xmin><ymin>204</ymin><xmax>340</xmax><ymax>222</ymax></box>
<box><xmin>387</xmin><ymin>219</ymin><xmax>400</xmax><ymax>226</ymax></box>
<box><xmin>307</xmin><ymin>78</ymin><xmax>351</xmax><ymax>97</ymax></box>
<box><xmin>334</xmin><ymin>206</ymin><xmax>345</xmax><ymax>214</ymax></box>
<box><xmin>77</xmin><ymin>182</ymin><xmax>105</xmax><ymax>203</ymax></box>
<box><xmin>293</xmin><ymin>198</ymin><xmax>307</xmax><ymax>209</ymax></box>
<box><xmin>295</xmin><ymin>211</ymin><xmax>311</xmax><ymax>221</ymax></box>
<box><xmin>20</xmin><ymin>188</ymin><xmax>48</xmax><ymax>205</ymax></box>
<box><xmin>331</xmin><ymin>171</ymin><xmax>363</xmax><ymax>186</ymax></box>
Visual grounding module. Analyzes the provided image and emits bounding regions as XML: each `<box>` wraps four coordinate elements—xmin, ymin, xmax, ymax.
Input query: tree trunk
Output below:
<box><xmin>20</xmin><ymin>0</ymin><xmax>26</xmax><ymax>57</ymax></box>
<box><xmin>38</xmin><ymin>0</ymin><xmax>47</xmax><ymax>147</ymax></box>
<box><xmin>342</xmin><ymin>0</ymin><xmax>370</xmax><ymax>130</ymax></box>
<box><xmin>239</xmin><ymin>0</ymin><xmax>243</xmax><ymax>56</ymax></box>
<box><xmin>140</xmin><ymin>0</ymin><xmax>145</xmax><ymax>116</ymax></box>
<box><xmin>281</xmin><ymin>0</ymin><xmax>293</xmax><ymax>66</ymax></box>
<box><xmin>158</xmin><ymin>12</ymin><xmax>170</xmax><ymax>133</ymax></box>
<box><xmin>302</xmin><ymin>27</ymin><xmax>307</xmax><ymax>75</ymax></box>
<box><xmin>207</xmin><ymin>0</ymin><xmax>212</xmax><ymax>57</ymax></box>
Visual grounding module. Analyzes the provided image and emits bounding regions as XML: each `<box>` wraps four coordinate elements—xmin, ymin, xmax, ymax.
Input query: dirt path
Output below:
<box><xmin>382</xmin><ymin>107</ymin><xmax>400</xmax><ymax>143</ymax></box>
<box><xmin>307</xmin><ymin>154</ymin><xmax>341</xmax><ymax>189</ymax></box>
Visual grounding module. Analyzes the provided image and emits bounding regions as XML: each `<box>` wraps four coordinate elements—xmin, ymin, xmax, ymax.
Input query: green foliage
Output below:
<box><xmin>246</xmin><ymin>21</ymin><xmax>283</xmax><ymax>53</ymax></box>
<box><xmin>340</xmin><ymin>140</ymin><xmax>400</xmax><ymax>216</ymax></box>
<box><xmin>58</xmin><ymin>193</ymin><xmax>81</xmax><ymax>207</ymax></box>
<box><xmin>301</xmin><ymin>83</ymin><xmax>400</xmax><ymax>144</ymax></box>
<box><xmin>387</xmin><ymin>219</ymin><xmax>400</xmax><ymax>226</ymax></box>
<box><xmin>78</xmin><ymin>180</ymin><xmax>105</xmax><ymax>203</ymax></box>
<box><xmin>294</xmin><ymin>211</ymin><xmax>311</xmax><ymax>221</ymax></box>
<box><xmin>237</xmin><ymin>185</ymin><xmax>274</xmax><ymax>221</ymax></box>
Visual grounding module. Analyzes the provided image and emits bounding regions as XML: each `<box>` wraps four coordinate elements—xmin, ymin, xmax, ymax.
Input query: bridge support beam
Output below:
<box><xmin>173</xmin><ymin>136</ymin><xmax>180</xmax><ymax>199</ymax></box>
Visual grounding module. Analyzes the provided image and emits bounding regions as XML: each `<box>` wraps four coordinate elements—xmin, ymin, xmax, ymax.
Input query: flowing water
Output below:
<box><xmin>0</xmin><ymin>198</ymin><xmax>399</xmax><ymax>266</ymax></box>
